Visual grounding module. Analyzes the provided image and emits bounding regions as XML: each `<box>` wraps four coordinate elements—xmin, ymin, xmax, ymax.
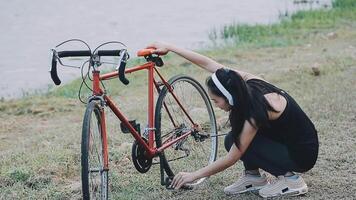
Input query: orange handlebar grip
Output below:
<box><xmin>137</xmin><ymin>48</ymin><xmax>155</xmax><ymax>57</ymax></box>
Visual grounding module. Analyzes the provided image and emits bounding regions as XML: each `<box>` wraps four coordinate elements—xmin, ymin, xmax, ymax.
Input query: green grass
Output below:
<box><xmin>209</xmin><ymin>0</ymin><xmax>356</xmax><ymax>48</ymax></box>
<box><xmin>332</xmin><ymin>0</ymin><xmax>356</xmax><ymax>8</ymax></box>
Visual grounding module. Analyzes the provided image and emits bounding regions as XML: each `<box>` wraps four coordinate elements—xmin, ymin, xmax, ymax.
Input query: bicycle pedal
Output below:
<box><xmin>120</xmin><ymin>120</ymin><xmax>140</xmax><ymax>134</ymax></box>
<box><xmin>165</xmin><ymin>177</ymin><xmax>174</xmax><ymax>190</ymax></box>
<box><xmin>164</xmin><ymin>177</ymin><xmax>193</xmax><ymax>190</ymax></box>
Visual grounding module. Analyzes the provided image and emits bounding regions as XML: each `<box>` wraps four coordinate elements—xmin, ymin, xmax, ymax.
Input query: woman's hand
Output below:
<box><xmin>170</xmin><ymin>172</ymin><xmax>197</xmax><ymax>189</ymax></box>
<box><xmin>146</xmin><ymin>42</ymin><xmax>171</xmax><ymax>55</ymax></box>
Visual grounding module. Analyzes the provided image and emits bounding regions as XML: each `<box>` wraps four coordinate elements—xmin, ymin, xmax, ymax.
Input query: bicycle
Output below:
<box><xmin>49</xmin><ymin>39</ymin><xmax>218</xmax><ymax>200</ymax></box>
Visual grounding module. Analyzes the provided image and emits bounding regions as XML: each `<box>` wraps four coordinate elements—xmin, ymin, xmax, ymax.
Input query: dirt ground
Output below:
<box><xmin>0</xmin><ymin>25</ymin><xmax>355</xmax><ymax>199</ymax></box>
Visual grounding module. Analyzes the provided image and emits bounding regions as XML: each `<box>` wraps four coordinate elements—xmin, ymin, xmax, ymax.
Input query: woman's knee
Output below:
<box><xmin>224</xmin><ymin>131</ymin><xmax>234</xmax><ymax>152</ymax></box>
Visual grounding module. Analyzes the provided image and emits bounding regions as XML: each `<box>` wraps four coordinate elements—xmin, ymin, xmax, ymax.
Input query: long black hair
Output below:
<box><xmin>206</xmin><ymin>68</ymin><xmax>280</xmax><ymax>148</ymax></box>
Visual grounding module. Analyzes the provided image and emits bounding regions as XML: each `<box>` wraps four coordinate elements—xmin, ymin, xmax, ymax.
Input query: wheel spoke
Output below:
<box><xmin>155</xmin><ymin>76</ymin><xmax>217</xmax><ymax>186</ymax></box>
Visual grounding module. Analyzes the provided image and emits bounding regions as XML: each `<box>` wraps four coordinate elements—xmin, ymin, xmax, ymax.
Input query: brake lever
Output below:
<box><xmin>51</xmin><ymin>49</ymin><xmax>80</xmax><ymax>69</ymax></box>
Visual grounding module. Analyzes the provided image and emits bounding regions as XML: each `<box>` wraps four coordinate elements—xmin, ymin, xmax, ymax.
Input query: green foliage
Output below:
<box><xmin>8</xmin><ymin>169</ymin><xmax>31</xmax><ymax>182</ymax></box>
<box><xmin>332</xmin><ymin>0</ymin><xmax>356</xmax><ymax>8</ymax></box>
<box><xmin>214</xmin><ymin>0</ymin><xmax>356</xmax><ymax>47</ymax></box>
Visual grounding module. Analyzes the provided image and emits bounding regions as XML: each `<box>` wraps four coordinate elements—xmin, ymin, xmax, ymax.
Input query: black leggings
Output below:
<box><xmin>224</xmin><ymin>132</ymin><xmax>306</xmax><ymax>176</ymax></box>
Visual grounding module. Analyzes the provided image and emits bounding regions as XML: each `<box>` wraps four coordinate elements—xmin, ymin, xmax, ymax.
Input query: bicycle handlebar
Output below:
<box><xmin>50</xmin><ymin>49</ymin><xmax>126</xmax><ymax>85</ymax></box>
<box><xmin>50</xmin><ymin>53</ymin><xmax>61</xmax><ymax>85</ymax></box>
<box><xmin>117</xmin><ymin>49</ymin><xmax>129</xmax><ymax>85</ymax></box>
<box><xmin>97</xmin><ymin>50</ymin><xmax>122</xmax><ymax>56</ymax></box>
<box><xmin>57</xmin><ymin>50</ymin><xmax>122</xmax><ymax>58</ymax></box>
<box><xmin>57</xmin><ymin>50</ymin><xmax>91</xmax><ymax>58</ymax></box>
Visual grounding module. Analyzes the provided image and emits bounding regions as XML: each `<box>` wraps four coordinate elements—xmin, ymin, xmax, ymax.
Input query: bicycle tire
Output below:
<box><xmin>81</xmin><ymin>101</ymin><xmax>109</xmax><ymax>200</ymax></box>
<box><xmin>155</xmin><ymin>75</ymin><xmax>218</xmax><ymax>186</ymax></box>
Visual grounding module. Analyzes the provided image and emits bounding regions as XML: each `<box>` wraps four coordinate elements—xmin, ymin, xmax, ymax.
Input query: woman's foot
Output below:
<box><xmin>259</xmin><ymin>174</ymin><xmax>308</xmax><ymax>198</ymax></box>
<box><xmin>224</xmin><ymin>170</ymin><xmax>268</xmax><ymax>195</ymax></box>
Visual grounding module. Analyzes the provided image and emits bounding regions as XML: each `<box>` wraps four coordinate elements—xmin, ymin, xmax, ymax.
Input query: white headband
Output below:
<box><xmin>211</xmin><ymin>73</ymin><xmax>234</xmax><ymax>106</ymax></box>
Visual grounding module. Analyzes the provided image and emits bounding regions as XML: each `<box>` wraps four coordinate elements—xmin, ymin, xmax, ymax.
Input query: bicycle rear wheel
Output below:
<box><xmin>155</xmin><ymin>75</ymin><xmax>218</xmax><ymax>186</ymax></box>
<box><xmin>81</xmin><ymin>101</ymin><xmax>108</xmax><ymax>200</ymax></box>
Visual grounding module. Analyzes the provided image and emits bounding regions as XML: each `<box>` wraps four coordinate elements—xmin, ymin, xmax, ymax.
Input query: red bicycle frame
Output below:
<box><xmin>91</xmin><ymin>61</ymin><xmax>196</xmax><ymax>170</ymax></box>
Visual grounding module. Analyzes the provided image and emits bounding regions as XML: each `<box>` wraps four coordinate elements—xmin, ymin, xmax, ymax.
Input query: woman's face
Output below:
<box><xmin>208</xmin><ymin>91</ymin><xmax>231</xmax><ymax>112</ymax></box>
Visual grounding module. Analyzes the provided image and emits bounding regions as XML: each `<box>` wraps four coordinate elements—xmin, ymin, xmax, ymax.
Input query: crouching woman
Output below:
<box><xmin>147</xmin><ymin>42</ymin><xmax>319</xmax><ymax>198</ymax></box>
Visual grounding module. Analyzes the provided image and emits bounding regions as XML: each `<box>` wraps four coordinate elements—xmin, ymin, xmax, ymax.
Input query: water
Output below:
<box><xmin>0</xmin><ymin>0</ymin><xmax>331</xmax><ymax>99</ymax></box>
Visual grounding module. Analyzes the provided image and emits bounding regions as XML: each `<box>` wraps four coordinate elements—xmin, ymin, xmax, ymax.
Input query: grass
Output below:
<box><xmin>209</xmin><ymin>0</ymin><xmax>356</xmax><ymax>48</ymax></box>
<box><xmin>0</xmin><ymin>0</ymin><xmax>355</xmax><ymax>199</ymax></box>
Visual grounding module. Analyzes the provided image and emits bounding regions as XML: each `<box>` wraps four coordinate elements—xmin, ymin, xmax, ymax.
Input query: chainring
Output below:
<box><xmin>131</xmin><ymin>138</ymin><xmax>152</xmax><ymax>173</ymax></box>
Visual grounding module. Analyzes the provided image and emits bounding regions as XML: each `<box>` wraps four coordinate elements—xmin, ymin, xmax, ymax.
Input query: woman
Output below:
<box><xmin>147</xmin><ymin>42</ymin><xmax>319</xmax><ymax>198</ymax></box>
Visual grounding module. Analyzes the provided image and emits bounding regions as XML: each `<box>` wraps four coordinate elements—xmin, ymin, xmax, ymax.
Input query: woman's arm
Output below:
<box><xmin>147</xmin><ymin>42</ymin><xmax>223</xmax><ymax>73</ymax></box>
<box><xmin>147</xmin><ymin>42</ymin><xmax>261</xmax><ymax>80</ymax></box>
<box><xmin>170</xmin><ymin>120</ymin><xmax>258</xmax><ymax>189</ymax></box>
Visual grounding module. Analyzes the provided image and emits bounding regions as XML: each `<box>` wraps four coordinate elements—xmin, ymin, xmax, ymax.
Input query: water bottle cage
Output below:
<box><xmin>120</xmin><ymin>120</ymin><xmax>141</xmax><ymax>134</ymax></box>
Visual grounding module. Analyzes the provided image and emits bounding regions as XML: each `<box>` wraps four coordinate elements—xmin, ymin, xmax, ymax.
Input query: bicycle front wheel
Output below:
<box><xmin>155</xmin><ymin>75</ymin><xmax>218</xmax><ymax>186</ymax></box>
<box><xmin>81</xmin><ymin>101</ymin><xmax>108</xmax><ymax>200</ymax></box>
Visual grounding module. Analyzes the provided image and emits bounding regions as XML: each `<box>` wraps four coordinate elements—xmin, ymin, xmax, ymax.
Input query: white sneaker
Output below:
<box><xmin>259</xmin><ymin>175</ymin><xmax>308</xmax><ymax>198</ymax></box>
<box><xmin>224</xmin><ymin>171</ymin><xmax>268</xmax><ymax>195</ymax></box>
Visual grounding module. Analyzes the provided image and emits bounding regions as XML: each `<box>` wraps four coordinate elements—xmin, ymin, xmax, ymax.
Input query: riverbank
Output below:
<box><xmin>0</xmin><ymin>1</ymin><xmax>355</xmax><ymax>199</ymax></box>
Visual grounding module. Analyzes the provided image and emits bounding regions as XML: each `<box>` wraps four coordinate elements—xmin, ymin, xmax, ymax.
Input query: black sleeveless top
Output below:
<box><xmin>246</xmin><ymin>79</ymin><xmax>319</xmax><ymax>170</ymax></box>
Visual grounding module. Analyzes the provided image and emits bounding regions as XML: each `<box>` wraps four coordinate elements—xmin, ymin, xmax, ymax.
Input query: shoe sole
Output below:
<box><xmin>225</xmin><ymin>185</ymin><xmax>265</xmax><ymax>195</ymax></box>
<box><xmin>259</xmin><ymin>185</ymin><xmax>308</xmax><ymax>198</ymax></box>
